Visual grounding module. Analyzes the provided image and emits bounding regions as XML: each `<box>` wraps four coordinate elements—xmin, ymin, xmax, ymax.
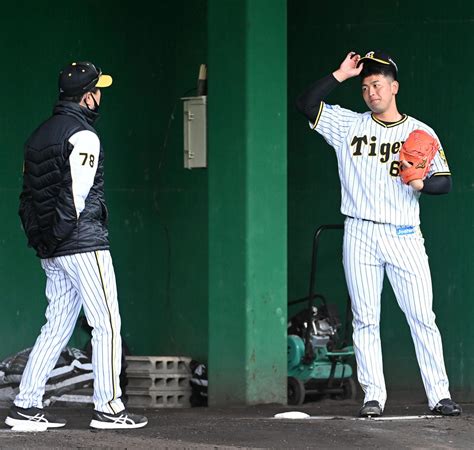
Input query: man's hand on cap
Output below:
<box><xmin>333</xmin><ymin>51</ymin><xmax>364</xmax><ymax>82</ymax></box>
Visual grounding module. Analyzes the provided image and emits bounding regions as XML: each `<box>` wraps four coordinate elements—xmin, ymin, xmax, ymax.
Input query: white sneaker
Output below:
<box><xmin>5</xmin><ymin>405</ymin><xmax>66</xmax><ymax>431</ymax></box>
<box><xmin>89</xmin><ymin>409</ymin><xmax>148</xmax><ymax>430</ymax></box>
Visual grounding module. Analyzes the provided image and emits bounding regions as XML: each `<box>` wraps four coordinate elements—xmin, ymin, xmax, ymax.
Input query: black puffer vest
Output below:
<box><xmin>19</xmin><ymin>101</ymin><xmax>109</xmax><ymax>258</ymax></box>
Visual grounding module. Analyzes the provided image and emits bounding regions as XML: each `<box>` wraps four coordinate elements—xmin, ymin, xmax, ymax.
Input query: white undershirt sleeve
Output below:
<box><xmin>68</xmin><ymin>130</ymin><xmax>100</xmax><ymax>218</ymax></box>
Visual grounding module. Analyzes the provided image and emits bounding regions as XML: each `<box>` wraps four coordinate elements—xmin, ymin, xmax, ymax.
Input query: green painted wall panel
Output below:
<box><xmin>288</xmin><ymin>1</ymin><xmax>474</xmax><ymax>397</ymax></box>
<box><xmin>208</xmin><ymin>0</ymin><xmax>248</xmax><ymax>403</ymax></box>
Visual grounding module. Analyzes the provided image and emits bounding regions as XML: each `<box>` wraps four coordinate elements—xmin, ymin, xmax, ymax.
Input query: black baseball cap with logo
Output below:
<box><xmin>58</xmin><ymin>61</ymin><xmax>113</xmax><ymax>97</ymax></box>
<box><xmin>357</xmin><ymin>51</ymin><xmax>398</xmax><ymax>78</ymax></box>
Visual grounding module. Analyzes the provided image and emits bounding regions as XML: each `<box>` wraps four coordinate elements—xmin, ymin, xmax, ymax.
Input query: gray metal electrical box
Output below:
<box><xmin>182</xmin><ymin>96</ymin><xmax>207</xmax><ymax>169</ymax></box>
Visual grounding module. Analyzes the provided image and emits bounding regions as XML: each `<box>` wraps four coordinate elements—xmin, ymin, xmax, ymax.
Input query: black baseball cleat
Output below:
<box><xmin>431</xmin><ymin>398</ymin><xmax>462</xmax><ymax>416</ymax></box>
<box><xmin>5</xmin><ymin>405</ymin><xmax>67</xmax><ymax>431</ymax></box>
<box><xmin>90</xmin><ymin>409</ymin><xmax>148</xmax><ymax>430</ymax></box>
<box><xmin>359</xmin><ymin>400</ymin><xmax>382</xmax><ymax>417</ymax></box>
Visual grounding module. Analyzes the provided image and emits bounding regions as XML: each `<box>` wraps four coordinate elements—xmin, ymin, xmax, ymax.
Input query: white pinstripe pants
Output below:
<box><xmin>15</xmin><ymin>250</ymin><xmax>124</xmax><ymax>414</ymax></box>
<box><xmin>343</xmin><ymin>218</ymin><xmax>450</xmax><ymax>409</ymax></box>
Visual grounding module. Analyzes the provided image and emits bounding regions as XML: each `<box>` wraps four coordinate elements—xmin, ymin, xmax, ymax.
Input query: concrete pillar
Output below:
<box><xmin>208</xmin><ymin>0</ymin><xmax>287</xmax><ymax>405</ymax></box>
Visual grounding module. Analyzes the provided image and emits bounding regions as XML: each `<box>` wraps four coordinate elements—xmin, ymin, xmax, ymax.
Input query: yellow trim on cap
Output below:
<box><xmin>96</xmin><ymin>74</ymin><xmax>113</xmax><ymax>88</ymax></box>
<box><xmin>360</xmin><ymin>56</ymin><xmax>390</xmax><ymax>65</ymax></box>
<box><xmin>433</xmin><ymin>172</ymin><xmax>451</xmax><ymax>176</ymax></box>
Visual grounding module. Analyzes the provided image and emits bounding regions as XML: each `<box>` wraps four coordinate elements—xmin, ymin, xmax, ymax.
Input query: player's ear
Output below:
<box><xmin>391</xmin><ymin>80</ymin><xmax>399</xmax><ymax>95</ymax></box>
<box><xmin>84</xmin><ymin>92</ymin><xmax>94</xmax><ymax>108</ymax></box>
<box><xmin>80</xmin><ymin>92</ymin><xmax>89</xmax><ymax>106</ymax></box>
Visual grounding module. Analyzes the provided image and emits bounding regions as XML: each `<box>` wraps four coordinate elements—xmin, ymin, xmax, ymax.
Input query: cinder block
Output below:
<box><xmin>125</xmin><ymin>356</ymin><xmax>192</xmax><ymax>375</ymax></box>
<box><xmin>126</xmin><ymin>389</ymin><xmax>191</xmax><ymax>408</ymax></box>
<box><xmin>127</xmin><ymin>373</ymin><xmax>191</xmax><ymax>391</ymax></box>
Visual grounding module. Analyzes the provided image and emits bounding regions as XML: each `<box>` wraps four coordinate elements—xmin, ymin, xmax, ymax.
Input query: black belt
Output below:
<box><xmin>346</xmin><ymin>216</ymin><xmax>385</xmax><ymax>225</ymax></box>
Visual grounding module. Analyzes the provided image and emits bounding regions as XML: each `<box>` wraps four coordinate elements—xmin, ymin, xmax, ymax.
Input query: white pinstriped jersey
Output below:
<box><xmin>311</xmin><ymin>103</ymin><xmax>451</xmax><ymax>226</ymax></box>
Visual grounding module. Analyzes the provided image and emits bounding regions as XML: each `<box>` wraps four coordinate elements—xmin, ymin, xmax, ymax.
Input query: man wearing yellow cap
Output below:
<box><xmin>6</xmin><ymin>61</ymin><xmax>148</xmax><ymax>431</ymax></box>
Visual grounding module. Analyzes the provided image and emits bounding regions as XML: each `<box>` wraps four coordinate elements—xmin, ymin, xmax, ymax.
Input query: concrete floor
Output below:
<box><xmin>0</xmin><ymin>398</ymin><xmax>472</xmax><ymax>448</ymax></box>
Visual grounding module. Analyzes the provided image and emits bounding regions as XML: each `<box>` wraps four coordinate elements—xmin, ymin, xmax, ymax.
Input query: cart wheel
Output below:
<box><xmin>287</xmin><ymin>376</ymin><xmax>305</xmax><ymax>405</ymax></box>
<box><xmin>331</xmin><ymin>377</ymin><xmax>357</xmax><ymax>400</ymax></box>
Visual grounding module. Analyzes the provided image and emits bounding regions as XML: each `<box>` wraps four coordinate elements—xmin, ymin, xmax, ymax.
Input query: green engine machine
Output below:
<box><xmin>287</xmin><ymin>224</ymin><xmax>357</xmax><ymax>405</ymax></box>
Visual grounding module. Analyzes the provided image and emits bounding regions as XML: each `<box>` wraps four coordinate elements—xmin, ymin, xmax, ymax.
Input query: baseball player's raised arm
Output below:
<box><xmin>295</xmin><ymin>74</ymin><xmax>340</xmax><ymax>123</ymax></box>
<box><xmin>296</xmin><ymin>52</ymin><xmax>362</xmax><ymax>122</ymax></box>
<box><xmin>68</xmin><ymin>130</ymin><xmax>100</xmax><ymax>217</ymax></box>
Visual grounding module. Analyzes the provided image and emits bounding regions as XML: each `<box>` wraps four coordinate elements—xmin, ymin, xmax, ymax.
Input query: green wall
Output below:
<box><xmin>288</xmin><ymin>1</ymin><xmax>474</xmax><ymax>398</ymax></box>
<box><xmin>0</xmin><ymin>1</ymin><xmax>208</xmax><ymax>361</ymax></box>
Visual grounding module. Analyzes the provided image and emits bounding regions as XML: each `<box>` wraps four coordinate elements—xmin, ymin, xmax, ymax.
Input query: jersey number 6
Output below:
<box><xmin>389</xmin><ymin>160</ymin><xmax>400</xmax><ymax>177</ymax></box>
